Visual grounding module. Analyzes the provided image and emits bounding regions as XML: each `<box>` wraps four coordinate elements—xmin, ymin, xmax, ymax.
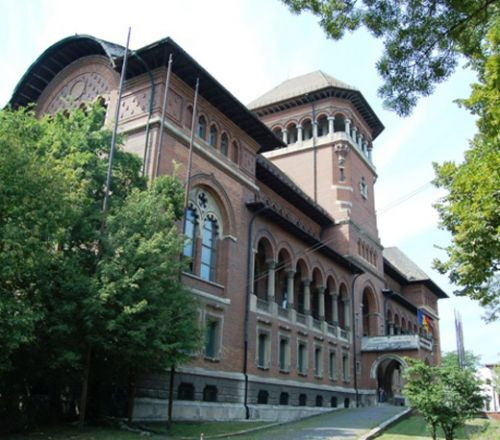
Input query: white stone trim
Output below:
<box><xmin>332</xmin><ymin>185</ymin><xmax>354</xmax><ymax>191</ymax></box>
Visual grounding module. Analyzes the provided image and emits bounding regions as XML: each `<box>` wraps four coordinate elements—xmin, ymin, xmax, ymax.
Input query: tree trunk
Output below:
<box><xmin>127</xmin><ymin>370</ymin><xmax>136</xmax><ymax>424</ymax></box>
<box><xmin>430</xmin><ymin>423</ymin><xmax>437</xmax><ymax>440</ymax></box>
<box><xmin>78</xmin><ymin>344</ymin><xmax>92</xmax><ymax>429</ymax></box>
<box><xmin>167</xmin><ymin>366</ymin><xmax>175</xmax><ymax>429</ymax></box>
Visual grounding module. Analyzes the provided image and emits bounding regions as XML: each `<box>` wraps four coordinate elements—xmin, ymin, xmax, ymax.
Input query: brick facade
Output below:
<box><xmin>10</xmin><ymin>35</ymin><xmax>448</xmax><ymax>421</ymax></box>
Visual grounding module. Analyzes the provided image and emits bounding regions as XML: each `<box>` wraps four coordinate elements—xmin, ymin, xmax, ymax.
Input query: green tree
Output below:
<box><xmin>404</xmin><ymin>358</ymin><xmax>485</xmax><ymax>440</ymax></box>
<box><xmin>281</xmin><ymin>0</ymin><xmax>498</xmax><ymax>116</ymax></box>
<box><xmin>98</xmin><ymin>174</ymin><xmax>200</xmax><ymax>422</ymax></box>
<box><xmin>282</xmin><ymin>1</ymin><xmax>500</xmax><ymax>316</ymax></box>
<box><xmin>441</xmin><ymin>350</ymin><xmax>481</xmax><ymax>370</ymax></box>
<box><xmin>433</xmin><ymin>21</ymin><xmax>500</xmax><ymax>320</ymax></box>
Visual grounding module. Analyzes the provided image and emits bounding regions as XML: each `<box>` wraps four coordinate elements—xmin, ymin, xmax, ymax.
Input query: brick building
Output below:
<box><xmin>10</xmin><ymin>35</ymin><xmax>447</xmax><ymax>421</ymax></box>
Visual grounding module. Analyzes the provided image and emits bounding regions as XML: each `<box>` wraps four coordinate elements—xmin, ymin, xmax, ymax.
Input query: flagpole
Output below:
<box><xmin>103</xmin><ymin>27</ymin><xmax>131</xmax><ymax>215</ymax></box>
<box><xmin>155</xmin><ymin>52</ymin><xmax>173</xmax><ymax>178</ymax></box>
<box><xmin>184</xmin><ymin>77</ymin><xmax>200</xmax><ymax>212</ymax></box>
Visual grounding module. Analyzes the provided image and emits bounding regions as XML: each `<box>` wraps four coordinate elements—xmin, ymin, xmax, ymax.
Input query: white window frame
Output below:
<box><xmin>277</xmin><ymin>333</ymin><xmax>291</xmax><ymax>373</ymax></box>
<box><xmin>297</xmin><ymin>339</ymin><xmax>308</xmax><ymax>376</ymax></box>
<box><xmin>203</xmin><ymin>311</ymin><xmax>223</xmax><ymax>361</ymax></box>
<box><xmin>329</xmin><ymin>350</ymin><xmax>337</xmax><ymax>380</ymax></box>
<box><xmin>256</xmin><ymin>327</ymin><xmax>271</xmax><ymax>370</ymax></box>
<box><xmin>314</xmin><ymin>344</ymin><xmax>323</xmax><ymax>378</ymax></box>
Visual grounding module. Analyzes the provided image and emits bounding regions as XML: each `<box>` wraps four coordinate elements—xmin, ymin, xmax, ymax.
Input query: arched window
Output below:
<box><xmin>272</xmin><ymin>127</ymin><xmax>282</xmax><ymax>140</ymax></box>
<box><xmin>209</xmin><ymin>124</ymin><xmax>218</xmax><ymax>147</ymax></box>
<box><xmin>183</xmin><ymin>206</ymin><xmax>197</xmax><ymax>273</ymax></box>
<box><xmin>299</xmin><ymin>393</ymin><xmax>307</xmax><ymax>406</ymax></box>
<box><xmin>232</xmin><ymin>141</ymin><xmax>239</xmax><ymax>164</ymax></box>
<box><xmin>331</xmin><ymin>396</ymin><xmax>338</xmax><ymax>408</ymax></box>
<box><xmin>317</xmin><ymin>115</ymin><xmax>328</xmax><ymax>137</ymax></box>
<box><xmin>287</xmin><ymin>123</ymin><xmax>298</xmax><ymax>144</ymax></box>
<box><xmin>201</xmin><ymin>215</ymin><xmax>218</xmax><ymax>281</ymax></box>
<box><xmin>315</xmin><ymin>395</ymin><xmax>323</xmax><ymax>407</ymax></box>
<box><xmin>197</xmin><ymin>115</ymin><xmax>207</xmax><ymax>139</ymax></box>
<box><xmin>279</xmin><ymin>392</ymin><xmax>289</xmax><ymax>405</ymax></box>
<box><xmin>333</xmin><ymin>114</ymin><xmax>345</xmax><ymax>132</ymax></box>
<box><xmin>257</xmin><ymin>390</ymin><xmax>269</xmax><ymax>404</ymax></box>
<box><xmin>186</xmin><ymin>188</ymin><xmax>223</xmax><ymax>282</ymax></box>
<box><xmin>220</xmin><ymin>133</ymin><xmax>229</xmax><ymax>156</ymax></box>
<box><xmin>203</xmin><ymin>385</ymin><xmax>218</xmax><ymax>402</ymax></box>
<box><xmin>302</xmin><ymin>119</ymin><xmax>313</xmax><ymax>140</ymax></box>
<box><xmin>177</xmin><ymin>383</ymin><xmax>195</xmax><ymax>401</ymax></box>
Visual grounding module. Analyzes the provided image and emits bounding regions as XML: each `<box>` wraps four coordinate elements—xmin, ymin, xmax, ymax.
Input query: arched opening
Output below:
<box><xmin>386</xmin><ymin>309</ymin><xmax>393</xmax><ymax>335</ymax></box>
<box><xmin>294</xmin><ymin>259</ymin><xmax>308</xmax><ymax>316</ymax></box>
<box><xmin>317</xmin><ymin>115</ymin><xmax>328</xmax><ymax>137</ymax></box>
<box><xmin>331</xmin><ymin>396</ymin><xmax>338</xmax><ymax>407</ymax></box>
<box><xmin>299</xmin><ymin>393</ymin><xmax>307</xmax><ymax>406</ymax></box>
<box><xmin>311</xmin><ymin>268</ymin><xmax>324</xmax><ymax>320</ymax></box>
<box><xmin>184</xmin><ymin>105</ymin><xmax>193</xmax><ymax>129</ymax></box>
<box><xmin>401</xmin><ymin>317</ymin><xmax>407</xmax><ymax>334</ymax></box>
<box><xmin>362</xmin><ymin>287</ymin><xmax>378</xmax><ymax>336</ymax></box>
<box><xmin>333</xmin><ymin>114</ymin><xmax>345</xmax><ymax>132</ymax></box>
<box><xmin>220</xmin><ymin>132</ymin><xmax>229</xmax><ymax>156</ymax></box>
<box><xmin>276</xmin><ymin>249</ymin><xmax>291</xmax><ymax>310</ymax></box>
<box><xmin>338</xmin><ymin>283</ymin><xmax>349</xmax><ymax>329</ymax></box>
<box><xmin>177</xmin><ymin>383</ymin><xmax>195</xmax><ymax>401</ymax></box>
<box><xmin>203</xmin><ymin>385</ymin><xmax>218</xmax><ymax>402</ymax></box>
<box><xmin>394</xmin><ymin>314</ymin><xmax>401</xmax><ymax>335</ymax></box>
<box><xmin>257</xmin><ymin>390</ymin><xmax>269</xmax><ymax>404</ymax></box>
<box><xmin>231</xmin><ymin>141</ymin><xmax>239</xmax><ymax>164</ymax></box>
<box><xmin>287</xmin><ymin>123</ymin><xmax>298</xmax><ymax>144</ymax></box>
<box><xmin>272</xmin><ymin>126</ymin><xmax>282</xmax><ymax>140</ymax></box>
<box><xmin>376</xmin><ymin>357</ymin><xmax>406</xmax><ymax>405</ymax></box>
<box><xmin>302</xmin><ymin>119</ymin><xmax>313</xmax><ymax>140</ymax></box>
<box><xmin>208</xmin><ymin>124</ymin><xmax>218</xmax><ymax>147</ymax></box>
<box><xmin>279</xmin><ymin>392</ymin><xmax>289</xmax><ymax>405</ymax></box>
<box><xmin>197</xmin><ymin>115</ymin><xmax>207</xmax><ymax>139</ymax></box>
<box><xmin>315</xmin><ymin>395</ymin><xmax>323</xmax><ymax>407</ymax></box>
<box><xmin>253</xmin><ymin>238</ymin><xmax>273</xmax><ymax>301</ymax></box>
<box><xmin>325</xmin><ymin>276</ymin><xmax>337</xmax><ymax>324</ymax></box>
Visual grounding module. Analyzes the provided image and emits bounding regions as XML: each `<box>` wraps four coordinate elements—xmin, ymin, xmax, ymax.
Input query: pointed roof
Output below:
<box><xmin>383</xmin><ymin>247</ymin><xmax>448</xmax><ymax>299</ymax></box>
<box><xmin>248</xmin><ymin>70</ymin><xmax>357</xmax><ymax>109</ymax></box>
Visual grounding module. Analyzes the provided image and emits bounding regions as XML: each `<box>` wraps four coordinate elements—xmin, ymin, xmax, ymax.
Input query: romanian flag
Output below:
<box><xmin>418</xmin><ymin>310</ymin><xmax>432</xmax><ymax>332</ymax></box>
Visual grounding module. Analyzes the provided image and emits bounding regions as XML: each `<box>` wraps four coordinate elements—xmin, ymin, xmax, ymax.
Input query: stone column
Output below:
<box><xmin>352</xmin><ymin>126</ymin><xmax>358</xmax><ymax>146</ymax></box>
<box><xmin>313</xmin><ymin>121</ymin><xmax>318</xmax><ymax>138</ymax></box>
<box><xmin>344</xmin><ymin>299</ymin><xmax>351</xmax><ymax>328</ymax></box>
<box><xmin>297</xmin><ymin>125</ymin><xmax>303</xmax><ymax>143</ymax></box>
<box><xmin>358</xmin><ymin>133</ymin><xmax>364</xmax><ymax>151</ymax></box>
<box><xmin>318</xmin><ymin>286</ymin><xmax>325</xmax><ymax>319</ymax></box>
<box><xmin>266</xmin><ymin>260</ymin><xmax>276</xmax><ymax>302</ymax></box>
<box><xmin>286</xmin><ymin>270</ymin><xmax>295</xmax><ymax>309</ymax></box>
<box><xmin>328</xmin><ymin>116</ymin><xmax>335</xmax><ymax>135</ymax></box>
<box><xmin>367</xmin><ymin>144</ymin><xmax>373</xmax><ymax>162</ymax></box>
<box><xmin>345</xmin><ymin>118</ymin><xmax>351</xmax><ymax>138</ymax></box>
<box><xmin>362</xmin><ymin>139</ymin><xmax>368</xmax><ymax>154</ymax></box>
<box><xmin>331</xmin><ymin>292</ymin><xmax>339</xmax><ymax>324</ymax></box>
<box><xmin>303</xmin><ymin>279</ymin><xmax>311</xmax><ymax>314</ymax></box>
<box><xmin>282</xmin><ymin>128</ymin><xmax>288</xmax><ymax>144</ymax></box>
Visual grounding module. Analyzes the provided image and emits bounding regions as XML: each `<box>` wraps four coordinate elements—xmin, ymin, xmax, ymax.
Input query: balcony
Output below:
<box><xmin>361</xmin><ymin>334</ymin><xmax>433</xmax><ymax>352</ymax></box>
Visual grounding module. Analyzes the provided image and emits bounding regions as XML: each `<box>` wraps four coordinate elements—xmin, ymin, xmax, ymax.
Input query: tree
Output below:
<box><xmin>282</xmin><ymin>1</ymin><xmax>500</xmax><ymax>316</ymax></box>
<box><xmin>281</xmin><ymin>0</ymin><xmax>498</xmax><ymax>116</ymax></box>
<box><xmin>98</xmin><ymin>174</ymin><xmax>200</xmax><ymax>422</ymax></box>
<box><xmin>0</xmin><ymin>104</ymin><xmax>200</xmax><ymax>430</ymax></box>
<box><xmin>441</xmin><ymin>350</ymin><xmax>481</xmax><ymax>370</ymax></box>
<box><xmin>404</xmin><ymin>358</ymin><xmax>485</xmax><ymax>440</ymax></box>
<box><xmin>433</xmin><ymin>20</ymin><xmax>500</xmax><ymax>320</ymax></box>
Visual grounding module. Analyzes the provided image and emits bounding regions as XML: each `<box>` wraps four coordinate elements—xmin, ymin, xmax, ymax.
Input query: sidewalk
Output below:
<box><xmin>235</xmin><ymin>405</ymin><xmax>408</xmax><ymax>440</ymax></box>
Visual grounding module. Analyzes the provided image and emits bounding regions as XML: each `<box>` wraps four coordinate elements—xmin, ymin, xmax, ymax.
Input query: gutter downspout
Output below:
<box><xmin>244</xmin><ymin>205</ymin><xmax>267</xmax><ymax>419</ymax></box>
<box><xmin>351</xmin><ymin>272</ymin><xmax>362</xmax><ymax>407</ymax></box>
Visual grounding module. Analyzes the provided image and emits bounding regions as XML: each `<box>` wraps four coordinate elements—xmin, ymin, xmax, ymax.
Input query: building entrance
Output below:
<box><xmin>375</xmin><ymin>357</ymin><xmax>405</xmax><ymax>406</ymax></box>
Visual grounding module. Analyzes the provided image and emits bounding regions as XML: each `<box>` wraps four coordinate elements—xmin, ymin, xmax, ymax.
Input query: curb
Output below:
<box><xmin>357</xmin><ymin>407</ymin><xmax>412</xmax><ymax>440</ymax></box>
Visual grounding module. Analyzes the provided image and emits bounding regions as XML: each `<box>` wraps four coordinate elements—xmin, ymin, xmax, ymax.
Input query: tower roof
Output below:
<box><xmin>248</xmin><ymin>70</ymin><xmax>357</xmax><ymax>109</ymax></box>
<box><xmin>248</xmin><ymin>70</ymin><xmax>384</xmax><ymax>139</ymax></box>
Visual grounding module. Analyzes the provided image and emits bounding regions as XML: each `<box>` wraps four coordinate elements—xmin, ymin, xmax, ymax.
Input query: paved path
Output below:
<box><xmin>237</xmin><ymin>405</ymin><xmax>407</xmax><ymax>440</ymax></box>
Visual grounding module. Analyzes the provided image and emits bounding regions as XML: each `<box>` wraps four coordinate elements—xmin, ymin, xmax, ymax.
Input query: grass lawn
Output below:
<box><xmin>3</xmin><ymin>420</ymin><xmax>271</xmax><ymax>439</ymax></box>
<box><xmin>376</xmin><ymin>415</ymin><xmax>500</xmax><ymax>440</ymax></box>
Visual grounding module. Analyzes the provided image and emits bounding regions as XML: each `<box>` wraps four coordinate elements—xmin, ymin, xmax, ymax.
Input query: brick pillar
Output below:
<box><xmin>303</xmin><ymin>279</ymin><xmax>311</xmax><ymax>314</ymax></box>
<box><xmin>266</xmin><ymin>259</ymin><xmax>276</xmax><ymax>302</ymax></box>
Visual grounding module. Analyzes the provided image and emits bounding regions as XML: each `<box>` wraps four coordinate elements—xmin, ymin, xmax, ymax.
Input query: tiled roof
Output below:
<box><xmin>383</xmin><ymin>247</ymin><xmax>429</xmax><ymax>281</ymax></box>
<box><xmin>248</xmin><ymin>70</ymin><xmax>357</xmax><ymax>109</ymax></box>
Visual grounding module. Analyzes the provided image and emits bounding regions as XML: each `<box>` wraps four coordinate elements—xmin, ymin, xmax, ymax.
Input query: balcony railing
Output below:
<box><xmin>327</xmin><ymin>324</ymin><xmax>337</xmax><ymax>337</ymax></box>
<box><xmin>312</xmin><ymin>318</ymin><xmax>322</xmax><ymax>330</ymax></box>
<box><xmin>361</xmin><ymin>334</ymin><xmax>434</xmax><ymax>352</ymax></box>
<box><xmin>340</xmin><ymin>329</ymin><xmax>348</xmax><ymax>339</ymax></box>
<box><xmin>278</xmin><ymin>306</ymin><xmax>289</xmax><ymax>318</ymax></box>
<box><xmin>256</xmin><ymin>298</ymin><xmax>269</xmax><ymax>312</ymax></box>
<box><xmin>296</xmin><ymin>313</ymin><xmax>307</xmax><ymax>325</ymax></box>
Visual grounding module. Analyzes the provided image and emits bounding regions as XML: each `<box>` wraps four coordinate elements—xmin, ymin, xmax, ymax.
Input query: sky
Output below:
<box><xmin>1</xmin><ymin>0</ymin><xmax>498</xmax><ymax>364</ymax></box>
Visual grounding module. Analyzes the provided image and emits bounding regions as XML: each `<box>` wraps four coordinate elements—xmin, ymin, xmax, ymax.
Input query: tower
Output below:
<box><xmin>249</xmin><ymin>71</ymin><xmax>384</xmax><ymax>271</ymax></box>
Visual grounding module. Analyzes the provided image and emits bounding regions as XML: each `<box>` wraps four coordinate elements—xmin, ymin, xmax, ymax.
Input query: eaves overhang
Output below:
<box><xmin>382</xmin><ymin>289</ymin><xmax>418</xmax><ymax>314</ymax></box>
<box><xmin>383</xmin><ymin>258</ymin><xmax>448</xmax><ymax>299</ymax></box>
<box><xmin>250</xmin><ymin>86</ymin><xmax>385</xmax><ymax>140</ymax></box>
<box><xmin>8</xmin><ymin>35</ymin><xmax>285</xmax><ymax>154</ymax></box>
<box><xmin>246</xmin><ymin>201</ymin><xmax>363</xmax><ymax>275</ymax></box>
<box><xmin>8</xmin><ymin>34</ymin><xmax>125</xmax><ymax>109</ymax></box>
